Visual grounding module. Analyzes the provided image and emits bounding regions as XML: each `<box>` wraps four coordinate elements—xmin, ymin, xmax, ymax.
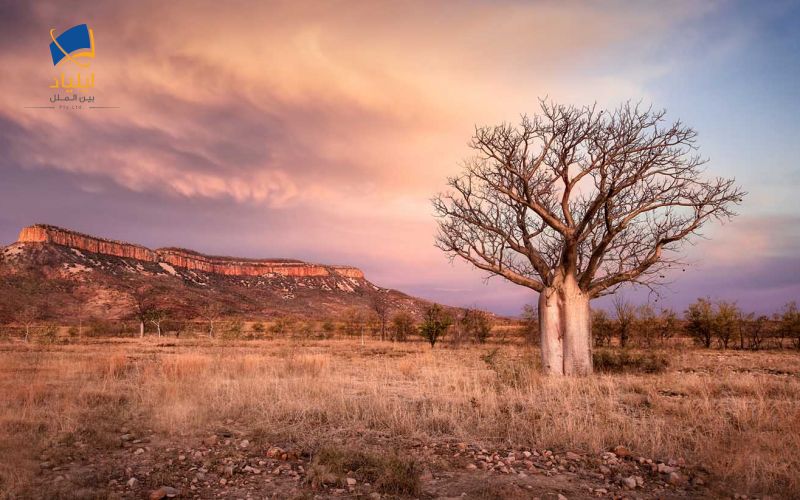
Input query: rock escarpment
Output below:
<box><xmin>17</xmin><ymin>224</ymin><xmax>364</xmax><ymax>279</ymax></box>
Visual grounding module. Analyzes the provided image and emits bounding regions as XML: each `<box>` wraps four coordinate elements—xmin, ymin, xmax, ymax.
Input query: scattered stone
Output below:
<box><xmin>149</xmin><ymin>486</ymin><xmax>180</xmax><ymax>499</ymax></box>
<box><xmin>243</xmin><ymin>465</ymin><xmax>261</xmax><ymax>474</ymax></box>
<box><xmin>634</xmin><ymin>476</ymin><xmax>644</xmax><ymax>487</ymax></box>
<box><xmin>522</xmin><ymin>451</ymin><xmax>532</xmax><ymax>458</ymax></box>
<box><xmin>134</xmin><ymin>448</ymin><xmax>145</xmax><ymax>455</ymax></box>
<box><xmin>127</xmin><ymin>477</ymin><xmax>138</xmax><ymax>489</ymax></box>
<box><xmin>594</xmin><ymin>488</ymin><xmax>608</xmax><ymax>494</ymax></box>
<box><xmin>346</xmin><ymin>477</ymin><xmax>357</xmax><ymax>487</ymax></box>
<box><xmin>621</xmin><ymin>476</ymin><xmax>637</xmax><ymax>489</ymax></box>
<box><xmin>465</xmin><ymin>464</ymin><xmax>477</xmax><ymax>470</ymax></box>
<box><xmin>203</xmin><ymin>435</ymin><xmax>218</xmax><ymax>446</ymax></box>
<box><xmin>369</xmin><ymin>493</ymin><xmax>381</xmax><ymax>500</ymax></box>
<box><xmin>668</xmin><ymin>471</ymin><xmax>684</xmax><ymax>485</ymax></box>
<box><xmin>565</xmin><ymin>451</ymin><xmax>581</xmax><ymax>461</ymax></box>
<box><xmin>613</xmin><ymin>445</ymin><xmax>631</xmax><ymax>458</ymax></box>
<box><xmin>219</xmin><ymin>478</ymin><xmax>227</xmax><ymax>486</ymax></box>
<box><xmin>266</xmin><ymin>447</ymin><xmax>284</xmax><ymax>459</ymax></box>
<box><xmin>657</xmin><ymin>463</ymin><xmax>677</xmax><ymax>474</ymax></box>
<box><xmin>120</xmin><ymin>434</ymin><xmax>134</xmax><ymax>441</ymax></box>
<box><xmin>239</xmin><ymin>439</ymin><xmax>250</xmax><ymax>449</ymax></box>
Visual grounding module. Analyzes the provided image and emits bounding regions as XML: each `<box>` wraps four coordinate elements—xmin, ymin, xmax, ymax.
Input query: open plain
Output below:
<box><xmin>1</xmin><ymin>337</ymin><xmax>798</xmax><ymax>499</ymax></box>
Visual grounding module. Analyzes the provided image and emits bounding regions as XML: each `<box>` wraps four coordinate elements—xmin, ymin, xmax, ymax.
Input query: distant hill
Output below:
<box><xmin>0</xmin><ymin>224</ymin><xmax>434</xmax><ymax>323</ymax></box>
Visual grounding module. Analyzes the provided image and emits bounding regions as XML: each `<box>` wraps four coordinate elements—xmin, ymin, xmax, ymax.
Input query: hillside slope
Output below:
<box><xmin>0</xmin><ymin>224</ymin><xmax>431</xmax><ymax>322</ymax></box>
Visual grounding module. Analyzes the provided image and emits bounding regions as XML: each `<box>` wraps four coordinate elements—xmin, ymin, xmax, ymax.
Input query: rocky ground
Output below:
<box><xmin>28</xmin><ymin>421</ymin><xmax>715</xmax><ymax>499</ymax></box>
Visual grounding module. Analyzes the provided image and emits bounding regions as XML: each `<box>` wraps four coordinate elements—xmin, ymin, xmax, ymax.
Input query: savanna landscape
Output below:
<box><xmin>2</xmin><ymin>1</ymin><xmax>800</xmax><ymax>499</ymax></box>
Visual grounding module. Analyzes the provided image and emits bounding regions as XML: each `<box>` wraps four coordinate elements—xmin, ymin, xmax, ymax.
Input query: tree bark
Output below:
<box><xmin>538</xmin><ymin>288</ymin><xmax>563</xmax><ymax>375</ymax></box>
<box><xmin>139</xmin><ymin>321</ymin><xmax>144</xmax><ymax>338</ymax></box>
<box><xmin>538</xmin><ymin>275</ymin><xmax>593</xmax><ymax>376</ymax></box>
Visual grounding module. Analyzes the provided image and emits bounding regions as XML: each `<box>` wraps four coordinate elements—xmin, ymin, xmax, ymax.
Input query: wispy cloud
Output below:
<box><xmin>1</xmin><ymin>0</ymin><xmax>797</xmax><ymax>314</ymax></box>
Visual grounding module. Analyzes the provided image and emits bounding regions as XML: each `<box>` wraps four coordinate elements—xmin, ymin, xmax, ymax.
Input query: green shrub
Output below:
<box><xmin>419</xmin><ymin>304</ymin><xmax>451</xmax><ymax>347</ymax></box>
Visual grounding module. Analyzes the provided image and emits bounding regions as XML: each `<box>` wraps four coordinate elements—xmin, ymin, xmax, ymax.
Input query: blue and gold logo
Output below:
<box><xmin>49</xmin><ymin>23</ymin><xmax>95</xmax><ymax>67</ymax></box>
<box><xmin>48</xmin><ymin>23</ymin><xmax>97</xmax><ymax>106</ymax></box>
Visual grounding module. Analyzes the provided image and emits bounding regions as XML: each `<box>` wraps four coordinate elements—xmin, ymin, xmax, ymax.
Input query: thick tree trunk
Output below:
<box><xmin>538</xmin><ymin>288</ymin><xmax>563</xmax><ymax>376</ymax></box>
<box><xmin>538</xmin><ymin>275</ymin><xmax>593</xmax><ymax>376</ymax></box>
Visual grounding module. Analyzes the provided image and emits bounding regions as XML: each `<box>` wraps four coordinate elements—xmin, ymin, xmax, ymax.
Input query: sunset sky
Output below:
<box><xmin>1</xmin><ymin>0</ymin><xmax>799</xmax><ymax>315</ymax></box>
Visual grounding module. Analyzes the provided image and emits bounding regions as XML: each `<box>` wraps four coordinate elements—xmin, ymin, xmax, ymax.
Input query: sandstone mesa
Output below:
<box><xmin>17</xmin><ymin>224</ymin><xmax>364</xmax><ymax>279</ymax></box>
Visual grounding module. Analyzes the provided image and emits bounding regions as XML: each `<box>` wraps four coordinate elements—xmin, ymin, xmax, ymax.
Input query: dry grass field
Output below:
<box><xmin>0</xmin><ymin>338</ymin><xmax>798</xmax><ymax>499</ymax></box>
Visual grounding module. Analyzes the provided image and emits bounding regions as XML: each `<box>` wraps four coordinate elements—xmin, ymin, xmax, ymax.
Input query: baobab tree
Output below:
<box><xmin>434</xmin><ymin>100</ymin><xmax>743</xmax><ymax>375</ymax></box>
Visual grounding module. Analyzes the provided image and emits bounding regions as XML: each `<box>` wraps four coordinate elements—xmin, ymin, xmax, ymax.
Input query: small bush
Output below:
<box><xmin>461</xmin><ymin>309</ymin><xmax>492</xmax><ymax>343</ymax></box>
<box><xmin>592</xmin><ymin>349</ymin><xmax>669</xmax><ymax>374</ymax></box>
<box><xmin>222</xmin><ymin>319</ymin><xmax>244</xmax><ymax>340</ymax></box>
<box><xmin>390</xmin><ymin>312</ymin><xmax>415</xmax><ymax>342</ymax></box>
<box><xmin>37</xmin><ymin>324</ymin><xmax>59</xmax><ymax>344</ymax></box>
<box><xmin>419</xmin><ymin>304</ymin><xmax>452</xmax><ymax>347</ymax></box>
<box><xmin>321</xmin><ymin>320</ymin><xmax>335</xmax><ymax>339</ymax></box>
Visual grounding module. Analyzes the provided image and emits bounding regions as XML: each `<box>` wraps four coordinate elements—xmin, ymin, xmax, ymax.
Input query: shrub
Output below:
<box><xmin>657</xmin><ymin>308</ymin><xmax>678</xmax><ymax>344</ymax></box>
<box><xmin>222</xmin><ymin>319</ymin><xmax>244</xmax><ymax>340</ymax></box>
<box><xmin>341</xmin><ymin>308</ymin><xmax>366</xmax><ymax>338</ymax></box>
<box><xmin>592</xmin><ymin>309</ymin><xmax>613</xmax><ymax>347</ymax></box>
<box><xmin>520</xmin><ymin>304</ymin><xmax>539</xmax><ymax>344</ymax></box>
<box><xmin>592</xmin><ymin>348</ymin><xmax>669</xmax><ymax>374</ymax></box>
<box><xmin>460</xmin><ymin>309</ymin><xmax>492</xmax><ymax>343</ymax></box>
<box><xmin>777</xmin><ymin>301</ymin><xmax>800</xmax><ymax>349</ymax></box>
<box><xmin>390</xmin><ymin>312</ymin><xmax>415</xmax><ymax>342</ymax></box>
<box><xmin>686</xmin><ymin>298</ymin><xmax>715</xmax><ymax>348</ymax></box>
<box><xmin>419</xmin><ymin>304</ymin><xmax>452</xmax><ymax>347</ymax></box>
<box><xmin>269</xmin><ymin>317</ymin><xmax>294</xmax><ymax>336</ymax></box>
<box><xmin>321</xmin><ymin>320</ymin><xmax>335</xmax><ymax>339</ymax></box>
<box><xmin>252</xmin><ymin>322</ymin><xmax>265</xmax><ymax>333</ymax></box>
<box><xmin>37</xmin><ymin>324</ymin><xmax>59</xmax><ymax>344</ymax></box>
<box><xmin>613</xmin><ymin>297</ymin><xmax>636</xmax><ymax>348</ymax></box>
<box><xmin>742</xmin><ymin>313</ymin><xmax>768</xmax><ymax>350</ymax></box>
<box><xmin>634</xmin><ymin>304</ymin><xmax>659</xmax><ymax>347</ymax></box>
<box><xmin>296</xmin><ymin>321</ymin><xmax>314</xmax><ymax>339</ymax></box>
<box><xmin>714</xmin><ymin>301</ymin><xmax>740</xmax><ymax>349</ymax></box>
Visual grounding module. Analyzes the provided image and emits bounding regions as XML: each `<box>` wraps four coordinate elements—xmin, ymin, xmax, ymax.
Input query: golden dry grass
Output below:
<box><xmin>0</xmin><ymin>338</ymin><xmax>798</xmax><ymax>497</ymax></box>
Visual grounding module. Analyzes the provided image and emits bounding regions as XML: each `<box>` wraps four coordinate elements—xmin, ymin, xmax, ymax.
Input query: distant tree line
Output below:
<box><xmin>579</xmin><ymin>298</ymin><xmax>800</xmax><ymax>351</ymax></box>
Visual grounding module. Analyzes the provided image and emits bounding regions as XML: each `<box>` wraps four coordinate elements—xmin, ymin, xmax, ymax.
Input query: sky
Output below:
<box><xmin>1</xmin><ymin>0</ymin><xmax>799</xmax><ymax>316</ymax></box>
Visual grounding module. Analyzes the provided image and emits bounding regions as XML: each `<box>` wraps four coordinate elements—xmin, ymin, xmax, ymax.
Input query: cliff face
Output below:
<box><xmin>17</xmin><ymin>224</ymin><xmax>364</xmax><ymax>279</ymax></box>
<box><xmin>19</xmin><ymin>225</ymin><xmax>157</xmax><ymax>262</ymax></box>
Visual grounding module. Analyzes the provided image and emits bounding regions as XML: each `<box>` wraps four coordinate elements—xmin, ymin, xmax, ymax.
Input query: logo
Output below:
<box><xmin>49</xmin><ymin>23</ymin><xmax>95</xmax><ymax>67</ymax></box>
<box><xmin>25</xmin><ymin>23</ymin><xmax>117</xmax><ymax>110</ymax></box>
